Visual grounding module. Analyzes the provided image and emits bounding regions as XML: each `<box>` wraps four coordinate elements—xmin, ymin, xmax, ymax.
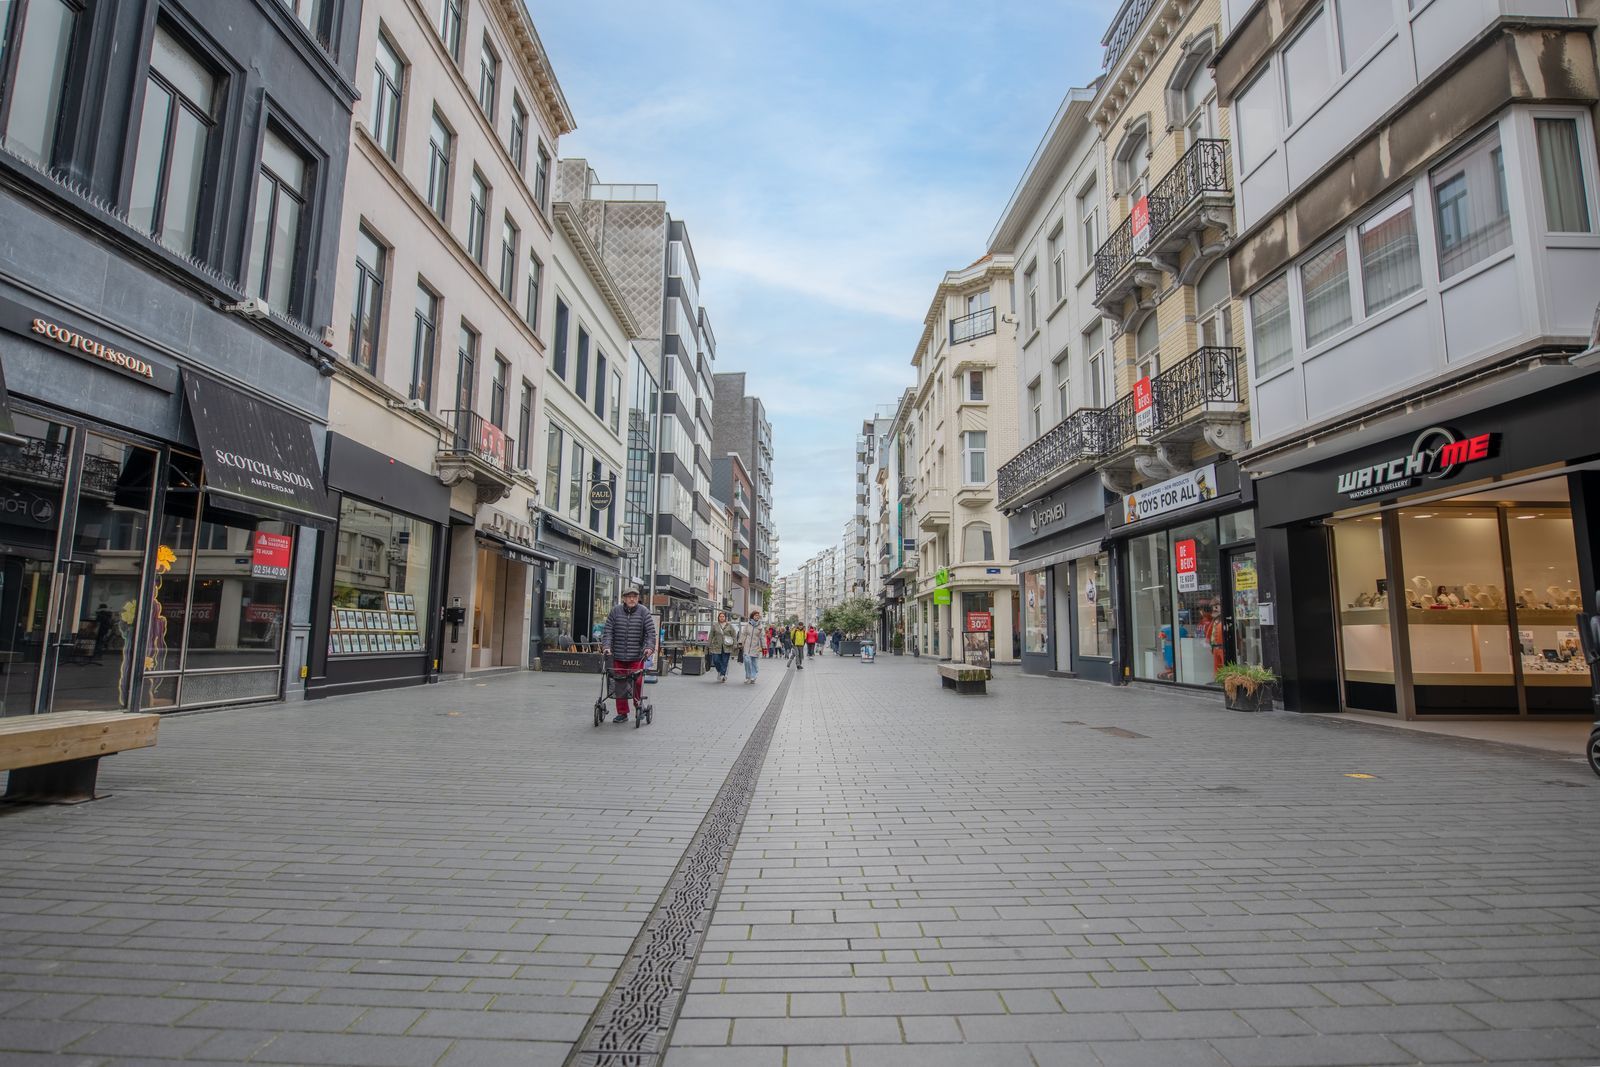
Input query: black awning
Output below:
<box><xmin>183</xmin><ymin>373</ymin><xmax>336</xmax><ymax>529</ymax></box>
<box><xmin>476</xmin><ymin>530</ymin><xmax>556</xmax><ymax>567</ymax></box>
<box><xmin>0</xmin><ymin>354</ymin><xmax>21</xmax><ymax>445</ymax></box>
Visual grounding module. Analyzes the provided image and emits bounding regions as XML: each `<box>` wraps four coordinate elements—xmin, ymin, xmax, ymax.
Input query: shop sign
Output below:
<box><xmin>1174</xmin><ymin>538</ymin><xmax>1198</xmax><ymax>592</ymax></box>
<box><xmin>0</xmin><ymin>297</ymin><xmax>177</xmax><ymax>391</ymax></box>
<box><xmin>588</xmin><ymin>480</ymin><xmax>614</xmax><ymax>510</ymax></box>
<box><xmin>935</xmin><ymin>568</ymin><xmax>950</xmax><ymax>586</ymax></box>
<box><xmin>1336</xmin><ymin>426</ymin><xmax>1493</xmax><ymax>500</ymax></box>
<box><xmin>1131</xmin><ymin>196</ymin><xmax>1151</xmax><ymax>253</ymax></box>
<box><xmin>1133</xmin><ymin>376</ymin><xmax>1155</xmax><ymax>433</ymax></box>
<box><xmin>933</xmin><ymin>587</ymin><xmax>952</xmax><ymax>605</ymax></box>
<box><xmin>1123</xmin><ymin>464</ymin><xmax>1217</xmax><ymax>524</ymax></box>
<box><xmin>1028</xmin><ymin>500</ymin><xmax>1066</xmax><ymax>532</ymax></box>
<box><xmin>484</xmin><ymin>509</ymin><xmax>534</xmax><ymax>547</ymax></box>
<box><xmin>249</xmin><ymin>531</ymin><xmax>293</xmax><ymax>579</ymax></box>
<box><xmin>966</xmin><ymin>611</ymin><xmax>992</xmax><ymax>632</ymax></box>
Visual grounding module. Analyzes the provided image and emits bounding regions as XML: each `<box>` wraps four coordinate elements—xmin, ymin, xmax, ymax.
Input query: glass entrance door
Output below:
<box><xmin>1226</xmin><ymin>549</ymin><xmax>1263</xmax><ymax>669</ymax></box>
<box><xmin>0</xmin><ymin>415</ymin><xmax>72</xmax><ymax>716</ymax></box>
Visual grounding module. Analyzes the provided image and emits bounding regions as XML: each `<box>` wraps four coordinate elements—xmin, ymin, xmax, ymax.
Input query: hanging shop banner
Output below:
<box><xmin>966</xmin><ymin>611</ymin><xmax>992</xmax><ymax>633</ymax></box>
<box><xmin>249</xmin><ymin>531</ymin><xmax>293</xmax><ymax>579</ymax></box>
<box><xmin>933</xmin><ymin>588</ymin><xmax>952</xmax><ymax>605</ymax></box>
<box><xmin>1130</xmin><ymin>196</ymin><xmax>1151</xmax><ymax>253</ymax></box>
<box><xmin>1123</xmin><ymin>464</ymin><xmax>1217</xmax><ymax>525</ymax></box>
<box><xmin>1133</xmin><ymin>376</ymin><xmax>1155</xmax><ymax>433</ymax></box>
<box><xmin>183</xmin><ymin>373</ymin><xmax>336</xmax><ymax>527</ymax></box>
<box><xmin>1174</xmin><ymin>538</ymin><xmax>1198</xmax><ymax>592</ymax></box>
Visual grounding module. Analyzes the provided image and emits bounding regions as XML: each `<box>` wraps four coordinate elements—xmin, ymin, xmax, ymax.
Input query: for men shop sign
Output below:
<box><xmin>183</xmin><ymin>374</ymin><xmax>335</xmax><ymax>526</ymax></box>
<box><xmin>1123</xmin><ymin>464</ymin><xmax>1217</xmax><ymax>524</ymax></box>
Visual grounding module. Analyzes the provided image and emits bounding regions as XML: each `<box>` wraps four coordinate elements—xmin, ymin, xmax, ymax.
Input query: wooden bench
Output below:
<box><xmin>937</xmin><ymin>663</ymin><xmax>990</xmax><ymax>695</ymax></box>
<box><xmin>1</xmin><ymin>710</ymin><xmax>160</xmax><ymax>804</ymax></box>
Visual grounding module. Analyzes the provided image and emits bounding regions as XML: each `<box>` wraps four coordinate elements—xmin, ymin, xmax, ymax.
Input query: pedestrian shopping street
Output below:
<box><xmin>2</xmin><ymin>654</ymin><xmax>1599</xmax><ymax>1066</ymax></box>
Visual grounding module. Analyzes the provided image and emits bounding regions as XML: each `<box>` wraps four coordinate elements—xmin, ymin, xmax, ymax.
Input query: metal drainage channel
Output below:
<box><xmin>563</xmin><ymin>668</ymin><xmax>796</xmax><ymax>1067</ymax></box>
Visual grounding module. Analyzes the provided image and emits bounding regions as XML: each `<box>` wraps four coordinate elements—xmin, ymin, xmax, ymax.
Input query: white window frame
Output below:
<box><xmin>1078</xmin><ymin>177</ymin><xmax>1100</xmax><ymax>272</ymax></box>
<box><xmin>965</xmin><ymin>369</ymin><xmax>984</xmax><ymax>402</ymax></box>
<box><xmin>1527</xmin><ymin>108</ymin><xmax>1600</xmax><ymax>237</ymax></box>
<box><xmin>1027</xmin><ymin>378</ymin><xmax>1042</xmax><ymax>440</ymax></box>
<box><xmin>961</xmin><ymin>431</ymin><xmax>987</xmax><ymax>486</ymax></box>
<box><xmin>1280</xmin><ymin>6</ymin><xmax>1337</xmax><ymax>132</ymax></box>
<box><xmin>1023</xmin><ymin>262</ymin><xmax>1038</xmax><ymax>335</ymax></box>
<box><xmin>1047</xmin><ymin>223</ymin><xmax>1065</xmax><ymax>304</ymax></box>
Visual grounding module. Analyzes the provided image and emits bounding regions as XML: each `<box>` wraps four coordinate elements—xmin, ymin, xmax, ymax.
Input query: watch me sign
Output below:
<box><xmin>1337</xmin><ymin>427</ymin><xmax>1493</xmax><ymax>500</ymax></box>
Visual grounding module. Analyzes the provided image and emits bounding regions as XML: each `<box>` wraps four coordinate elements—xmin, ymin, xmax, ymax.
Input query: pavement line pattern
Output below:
<box><xmin>564</xmin><ymin>666</ymin><xmax>797</xmax><ymax>1067</ymax></box>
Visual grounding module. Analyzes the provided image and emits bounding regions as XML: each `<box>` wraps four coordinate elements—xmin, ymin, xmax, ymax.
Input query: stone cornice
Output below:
<box><xmin>489</xmin><ymin>0</ymin><xmax>577</xmax><ymax>136</ymax></box>
<box><xmin>553</xmin><ymin>201</ymin><xmax>640</xmax><ymax>339</ymax></box>
<box><xmin>1090</xmin><ymin>0</ymin><xmax>1196</xmax><ymax>135</ymax></box>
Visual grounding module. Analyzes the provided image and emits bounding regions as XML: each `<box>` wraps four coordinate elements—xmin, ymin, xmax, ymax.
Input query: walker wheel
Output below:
<box><xmin>1587</xmin><ymin>727</ymin><xmax>1600</xmax><ymax>778</ymax></box>
<box><xmin>634</xmin><ymin>707</ymin><xmax>643</xmax><ymax>729</ymax></box>
<box><xmin>593</xmin><ymin>701</ymin><xmax>604</xmax><ymax>727</ymax></box>
<box><xmin>644</xmin><ymin>705</ymin><xmax>653</xmax><ymax>725</ymax></box>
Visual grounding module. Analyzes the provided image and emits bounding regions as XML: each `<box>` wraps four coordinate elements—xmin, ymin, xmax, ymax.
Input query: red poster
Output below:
<box><xmin>1134</xmin><ymin>375</ymin><xmax>1155</xmax><ymax>433</ymax></box>
<box><xmin>966</xmin><ymin>611</ymin><xmax>992</xmax><ymax>633</ymax></box>
<box><xmin>1174</xmin><ymin>539</ymin><xmax>1197</xmax><ymax>574</ymax></box>
<box><xmin>250</xmin><ymin>532</ymin><xmax>293</xmax><ymax>579</ymax></box>
<box><xmin>1131</xmin><ymin>196</ymin><xmax>1150</xmax><ymax>251</ymax></box>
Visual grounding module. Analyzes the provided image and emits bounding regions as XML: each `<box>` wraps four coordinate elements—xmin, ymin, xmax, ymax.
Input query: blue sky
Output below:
<box><xmin>530</xmin><ymin>0</ymin><xmax>1119</xmax><ymax>568</ymax></box>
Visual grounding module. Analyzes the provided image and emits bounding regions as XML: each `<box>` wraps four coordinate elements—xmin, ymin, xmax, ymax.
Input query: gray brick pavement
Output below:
<box><xmin>3</xmin><ymin>654</ymin><xmax>1600</xmax><ymax>1065</ymax></box>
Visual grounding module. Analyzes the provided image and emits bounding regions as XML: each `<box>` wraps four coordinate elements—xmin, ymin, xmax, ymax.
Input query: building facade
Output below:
<box><xmin>314</xmin><ymin>0</ymin><xmax>573</xmax><ymax>694</ymax></box>
<box><xmin>711</xmin><ymin>451</ymin><xmax>753</xmax><ymax>617</ymax></box>
<box><xmin>711</xmin><ymin>372</ymin><xmax>775</xmax><ymax>601</ymax></box>
<box><xmin>909</xmin><ymin>256</ymin><xmax>1021</xmax><ymax>663</ymax></box>
<box><xmin>1218</xmin><ymin>0</ymin><xmax>1600</xmax><ymax>720</ymax></box>
<box><xmin>878</xmin><ymin>389</ymin><xmax>918</xmax><ymax>653</ymax></box>
<box><xmin>0</xmin><ymin>0</ymin><xmax>363</xmax><ymax>716</ymax></box>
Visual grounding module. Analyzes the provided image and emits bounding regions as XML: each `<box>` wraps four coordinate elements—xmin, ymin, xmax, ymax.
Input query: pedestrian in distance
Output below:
<box><xmin>832</xmin><ymin>627</ymin><xmax>843</xmax><ymax>655</ymax></box>
<box><xmin>740</xmin><ymin>609</ymin><xmax>764</xmax><ymax>684</ymax></box>
<box><xmin>708</xmin><ymin>610</ymin><xmax>737</xmax><ymax>684</ymax></box>
<box><xmin>600</xmin><ymin>585</ymin><xmax>657</xmax><ymax>723</ymax></box>
<box><xmin>791</xmin><ymin>623</ymin><xmax>807</xmax><ymax>669</ymax></box>
<box><xmin>806</xmin><ymin>624</ymin><xmax>818</xmax><ymax>658</ymax></box>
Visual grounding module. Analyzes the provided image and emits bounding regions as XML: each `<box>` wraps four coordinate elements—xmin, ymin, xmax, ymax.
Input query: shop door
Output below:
<box><xmin>1225</xmin><ymin>548</ymin><xmax>1264</xmax><ymax>669</ymax></box>
<box><xmin>0</xmin><ymin>420</ymin><xmax>158</xmax><ymax>715</ymax></box>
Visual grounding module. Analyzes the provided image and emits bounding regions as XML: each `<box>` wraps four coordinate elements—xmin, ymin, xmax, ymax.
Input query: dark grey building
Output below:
<box><xmin>0</xmin><ymin>0</ymin><xmax>361</xmax><ymax>715</ymax></box>
<box><xmin>711</xmin><ymin>372</ymin><xmax>774</xmax><ymax>600</ymax></box>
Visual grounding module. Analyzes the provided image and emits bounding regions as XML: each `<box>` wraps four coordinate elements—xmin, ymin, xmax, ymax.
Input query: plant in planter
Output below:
<box><xmin>892</xmin><ymin>632</ymin><xmax>905</xmax><ymax>654</ymax></box>
<box><xmin>1214</xmin><ymin>662</ymin><xmax>1277</xmax><ymax>711</ymax></box>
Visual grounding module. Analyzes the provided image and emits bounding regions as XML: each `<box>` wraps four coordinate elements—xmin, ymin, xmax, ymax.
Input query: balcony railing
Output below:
<box><xmin>438</xmin><ymin>409</ymin><xmax>514</xmax><ymax>472</ymax></box>
<box><xmin>1102</xmin><ymin>0</ymin><xmax>1157</xmax><ymax>72</ymax></box>
<box><xmin>997</xmin><ymin>406</ymin><xmax>1105</xmax><ymax>505</ymax></box>
<box><xmin>1152</xmin><ymin>346</ymin><xmax>1242</xmax><ymax>433</ymax></box>
<box><xmin>1094</xmin><ymin>139</ymin><xmax>1231</xmax><ymax>303</ymax></box>
<box><xmin>949</xmin><ymin>307</ymin><xmax>996</xmax><ymax>345</ymax></box>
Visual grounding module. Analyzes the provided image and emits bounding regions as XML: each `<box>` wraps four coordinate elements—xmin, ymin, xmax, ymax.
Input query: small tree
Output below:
<box><xmin>832</xmin><ymin>595</ymin><xmax>878</xmax><ymax>638</ymax></box>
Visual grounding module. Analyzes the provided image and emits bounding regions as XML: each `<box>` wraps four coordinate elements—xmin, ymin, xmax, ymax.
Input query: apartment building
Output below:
<box><xmin>711</xmin><ymin>372</ymin><xmax>776</xmax><ymax>600</ymax></box>
<box><xmin>316</xmin><ymin>0</ymin><xmax>571</xmax><ymax>690</ymax></box>
<box><xmin>0</xmin><ymin>0</ymin><xmax>361</xmax><ymax>714</ymax></box>
<box><xmin>1217</xmin><ymin>0</ymin><xmax>1600</xmax><ymax>720</ymax></box>
<box><xmin>988</xmin><ymin>86</ymin><xmax>1119</xmax><ymax>682</ymax></box>
<box><xmin>553</xmin><ymin>161</ymin><xmax>720</xmax><ymax>648</ymax></box>
<box><xmin>711</xmin><ymin>451</ymin><xmax>754</xmax><ymax>617</ymax></box>
<box><xmin>879</xmin><ymin>389</ymin><xmax>918</xmax><ymax>653</ymax></box>
<box><xmin>909</xmin><ymin>256</ymin><xmax>1021</xmax><ymax>663</ymax></box>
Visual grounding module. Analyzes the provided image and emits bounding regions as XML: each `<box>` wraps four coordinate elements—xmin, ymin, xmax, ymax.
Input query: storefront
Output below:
<box><xmin>1007</xmin><ymin>475</ymin><xmax>1114</xmax><ymax>681</ymax></box>
<box><xmin>307</xmin><ymin>434</ymin><xmax>449</xmax><ymax>698</ymax></box>
<box><xmin>535</xmin><ymin>511</ymin><xmax>623</xmax><ymax>671</ymax></box>
<box><xmin>1108</xmin><ymin>461</ymin><xmax>1260</xmax><ymax>689</ymax></box>
<box><xmin>1255</xmin><ymin>373</ymin><xmax>1600</xmax><ymax>718</ymax></box>
<box><xmin>0</xmin><ymin>299</ymin><xmax>335</xmax><ymax>715</ymax></box>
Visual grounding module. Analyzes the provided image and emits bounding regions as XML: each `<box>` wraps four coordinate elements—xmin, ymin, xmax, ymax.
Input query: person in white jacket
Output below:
<box><xmin>738</xmin><ymin>610</ymin><xmax>765</xmax><ymax>684</ymax></box>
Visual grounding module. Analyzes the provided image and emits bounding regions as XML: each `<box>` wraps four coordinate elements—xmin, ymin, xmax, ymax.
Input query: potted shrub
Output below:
<box><xmin>892</xmin><ymin>632</ymin><xmax>905</xmax><ymax>655</ymax></box>
<box><xmin>1215</xmin><ymin>662</ymin><xmax>1277</xmax><ymax>711</ymax></box>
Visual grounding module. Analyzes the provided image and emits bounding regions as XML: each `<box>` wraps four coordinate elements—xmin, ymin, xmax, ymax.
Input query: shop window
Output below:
<box><xmin>542</xmin><ymin>561</ymin><xmax>575</xmax><ymax>649</ymax></box>
<box><xmin>1128</xmin><ymin>530</ymin><xmax>1173</xmax><ymax>681</ymax></box>
<box><xmin>1220</xmin><ymin>510</ymin><xmax>1255</xmax><ymax>544</ymax></box>
<box><xmin>1075</xmin><ymin>553</ymin><xmax>1111</xmax><ymax>658</ymax></box>
<box><xmin>590</xmin><ymin>573</ymin><xmax>617</xmax><ymax>645</ymax></box>
<box><xmin>246</xmin><ymin>126</ymin><xmax>311</xmax><ymax>317</ymax></box>
<box><xmin>962</xmin><ymin>522</ymin><xmax>993</xmax><ymax>562</ymax></box>
<box><xmin>129</xmin><ymin>25</ymin><xmax>220</xmax><ymax>258</ymax></box>
<box><xmin>1535</xmin><ymin>117</ymin><xmax>1593</xmax><ymax>234</ymax></box>
<box><xmin>1022</xmin><ymin>569</ymin><xmax>1048</xmax><ymax>654</ymax></box>
<box><xmin>1168</xmin><ymin>518</ymin><xmax>1223</xmax><ymax>687</ymax></box>
<box><xmin>1431</xmin><ymin>129</ymin><xmax>1511</xmax><ymax>280</ymax></box>
<box><xmin>1331</xmin><ymin>516</ymin><xmax>1393</xmax><ymax>710</ymax></box>
<box><xmin>1300</xmin><ymin>237</ymin><xmax>1351</xmax><ymax>347</ymax></box>
<box><xmin>371</xmin><ymin>30</ymin><xmax>404</xmax><ymax>161</ymax></box>
<box><xmin>426</xmin><ymin>110</ymin><xmax>451</xmax><ymax>220</ymax></box>
<box><xmin>1358</xmin><ymin>194</ymin><xmax>1422</xmax><ymax>314</ymax></box>
<box><xmin>327</xmin><ymin>498</ymin><xmax>432</xmax><ymax>657</ymax></box>
<box><xmin>2</xmin><ymin>0</ymin><xmax>78</xmax><ymax>167</ymax></box>
<box><xmin>1504</xmin><ymin>494</ymin><xmax>1589</xmax><ymax>712</ymax></box>
<box><xmin>1250</xmin><ymin>274</ymin><xmax>1292</xmax><ymax>375</ymax></box>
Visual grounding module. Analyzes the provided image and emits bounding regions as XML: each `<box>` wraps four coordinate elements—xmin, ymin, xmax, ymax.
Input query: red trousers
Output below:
<box><xmin>612</xmin><ymin>658</ymin><xmax>645</xmax><ymax>715</ymax></box>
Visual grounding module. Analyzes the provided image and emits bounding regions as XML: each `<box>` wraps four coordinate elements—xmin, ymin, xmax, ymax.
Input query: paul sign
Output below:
<box><xmin>1336</xmin><ymin>427</ymin><xmax>1493</xmax><ymax>500</ymax></box>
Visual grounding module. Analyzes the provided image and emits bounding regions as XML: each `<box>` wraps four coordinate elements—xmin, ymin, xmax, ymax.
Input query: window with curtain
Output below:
<box><xmin>490</xmin><ymin>355</ymin><xmax>508</xmax><ymax>428</ymax></box>
<box><xmin>962</xmin><ymin>523</ymin><xmax>994</xmax><ymax>562</ymax></box>
<box><xmin>129</xmin><ymin>26</ymin><xmax>218</xmax><ymax>258</ymax></box>
<box><xmin>1358</xmin><ymin>194</ymin><xmax>1422</xmax><ymax>314</ymax></box>
<box><xmin>1300</xmin><ymin>238</ymin><xmax>1351</xmax><ymax>347</ymax></box>
<box><xmin>1251</xmin><ymin>274</ymin><xmax>1293</xmax><ymax>375</ymax></box>
<box><xmin>1535</xmin><ymin>117</ymin><xmax>1592</xmax><ymax>233</ymax></box>
<box><xmin>1431</xmin><ymin>129</ymin><xmax>1511</xmax><ymax>279</ymax></box>
<box><xmin>1283</xmin><ymin>9</ymin><xmax>1333</xmax><ymax>127</ymax></box>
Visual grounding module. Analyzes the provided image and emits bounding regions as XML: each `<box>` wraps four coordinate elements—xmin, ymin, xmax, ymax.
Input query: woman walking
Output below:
<box><xmin>708</xmin><ymin>610</ymin><xmax>737</xmax><ymax>683</ymax></box>
<box><xmin>740</xmin><ymin>610</ymin><xmax>764</xmax><ymax>683</ymax></box>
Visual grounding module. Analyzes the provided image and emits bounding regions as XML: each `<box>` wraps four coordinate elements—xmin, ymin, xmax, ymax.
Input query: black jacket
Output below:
<box><xmin>602</xmin><ymin>603</ymin><xmax>657</xmax><ymax>661</ymax></box>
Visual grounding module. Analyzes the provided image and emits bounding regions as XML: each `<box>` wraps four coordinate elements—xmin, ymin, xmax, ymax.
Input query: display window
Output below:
<box><xmin>1127</xmin><ymin>517</ymin><xmax>1240</xmax><ymax>686</ymax></box>
<box><xmin>1022</xmin><ymin>569</ymin><xmax>1048</xmax><ymax>654</ymax></box>
<box><xmin>542</xmin><ymin>561</ymin><xmax>576</xmax><ymax>650</ymax></box>
<box><xmin>1170</xmin><ymin>518</ymin><xmax>1224</xmax><ymax>686</ymax></box>
<box><xmin>1075</xmin><ymin>554</ymin><xmax>1112</xmax><ymax>658</ymax></box>
<box><xmin>327</xmin><ymin>497</ymin><xmax>433</xmax><ymax>658</ymax></box>
<box><xmin>1129</xmin><ymin>531</ymin><xmax>1173</xmax><ymax>681</ymax></box>
<box><xmin>590</xmin><ymin>572</ymin><xmax>617</xmax><ymax>644</ymax></box>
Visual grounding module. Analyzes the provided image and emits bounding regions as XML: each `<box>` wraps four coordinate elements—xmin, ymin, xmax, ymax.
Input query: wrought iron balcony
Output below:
<box><xmin>1151</xmin><ymin>346</ymin><xmax>1244</xmax><ymax>439</ymax></box>
<box><xmin>436</xmin><ymin>408</ymin><xmax>516</xmax><ymax>504</ymax></box>
<box><xmin>996</xmin><ymin>406</ymin><xmax>1106</xmax><ymax>508</ymax></box>
<box><xmin>949</xmin><ymin>307</ymin><xmax>996</xmax><ymax>345</ymax></box>
<box><xmin>1094</xmin><ymin>139</ymin><xmax>1232</xmax><ymax>307</ymax></box>
<box><xmin>1098</xmin><ymin>389</ymin><xmax>1143</xmax><ymax>457</ymax></box>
